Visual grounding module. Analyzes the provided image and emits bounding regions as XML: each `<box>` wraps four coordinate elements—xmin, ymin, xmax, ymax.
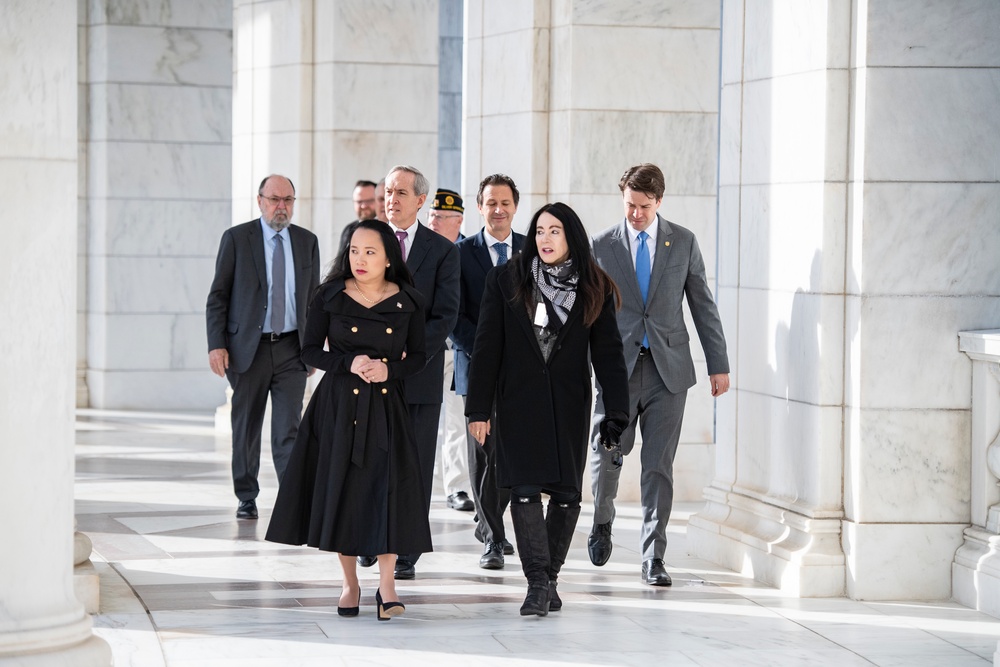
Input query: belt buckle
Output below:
<box><xmin>268</xmin><ymin>332</ymin><xmax>281</xmax><ymax>342</ymax></box>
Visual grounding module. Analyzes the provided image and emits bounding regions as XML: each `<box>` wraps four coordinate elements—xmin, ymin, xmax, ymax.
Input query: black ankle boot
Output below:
<box><xmin>510</xmin><ymin>500</ymin><xmax>551</xmax><ymax>616</ymax></box>
<box><xmin>545</xmin><ymin>500</ymin><xmax>581</xmax><ymax>612</ymax></box>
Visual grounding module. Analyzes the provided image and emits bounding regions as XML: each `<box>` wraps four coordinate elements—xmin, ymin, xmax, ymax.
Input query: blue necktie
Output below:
<box><xmin>493</xmin><ymin>242</ymin><xmax>508</xmax><ymax>265</ymax></box>
<box><xmin>635</xmin><ymin>231</ymin><xmax>650</xmax><ymax>347</ymax></box>
<box><xmin>271</xmin><ymin>234</ymin><xmax>286</xmax><ymax>334</ymax></box>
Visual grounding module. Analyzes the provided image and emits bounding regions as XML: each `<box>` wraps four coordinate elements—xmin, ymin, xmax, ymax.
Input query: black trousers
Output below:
<box><xmin>398</xmin><ymin>401</ymin><xmax>442</xmax><ymax>563</ymax></box>
<box><xmin>465</xmin><ymin>397</ymin><xmax>510</xmax><ymax>545</ymax></box>
<box><xmin>226</xmin><ymin>335</ymin><xmax>307</xmax><ymax>502</ymax></box>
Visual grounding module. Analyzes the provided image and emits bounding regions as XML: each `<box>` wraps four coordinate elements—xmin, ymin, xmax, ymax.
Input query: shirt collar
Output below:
<box><xmin>483</xmin><ymin>228</ymin><xmax>512</xmax><ymax>247</ymax></box>
<box><xmin>625</xmin><ymin>215</ymin><xmax>659</xmax><ymax>245</ymax></box>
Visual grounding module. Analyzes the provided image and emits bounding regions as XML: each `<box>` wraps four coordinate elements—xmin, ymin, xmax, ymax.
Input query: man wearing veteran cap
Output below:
<box><xmin>427</xmin><ymin>188</ymin><xmax>475</xmax><ymax>513</ymax></box>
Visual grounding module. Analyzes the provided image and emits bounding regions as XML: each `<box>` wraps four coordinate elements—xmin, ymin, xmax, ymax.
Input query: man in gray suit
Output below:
<box><xmin>206</xmin><ymin>174</ymin><xmax>320</xmax><ymax>520</ymax></box>
<box><xmin>588</xmin><ymin>163</ymin><xmax>730</xmax><ymax>585</ymax></box>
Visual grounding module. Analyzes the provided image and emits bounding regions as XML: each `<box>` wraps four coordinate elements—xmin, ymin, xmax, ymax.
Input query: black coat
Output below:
<box><xmin>465</xmin><ymin>264</ymin><xmax>629</xmax><ymax>491</ymax></box>
<box><xmin>265</xmin><ymin>280</ymin><xmax>432</xmax><ymax>555</ymax></box>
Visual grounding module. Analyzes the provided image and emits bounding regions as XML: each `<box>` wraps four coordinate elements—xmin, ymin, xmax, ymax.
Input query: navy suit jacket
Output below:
<box><xmin>403</xmin><ymin>222</ymin><xmax>460</xmax><ymax>404</ymax></box>
<box><xmin>450</xmin><ymin>229</ymin><xmax>525</xmax><ymax>395</ymax></box>
<box><xmin>206</xmin><ymin>219</ymin><xmax>320</xmax><ymax>375</ymax></box>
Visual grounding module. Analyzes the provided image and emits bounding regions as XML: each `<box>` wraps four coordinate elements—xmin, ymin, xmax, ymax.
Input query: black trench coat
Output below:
<box><xmin>266</xmin><ymin>280</ymin><xmax>431</xmax><ymax>555</ymax></box>
<box><xmin>465</xmin><ymin>264</ymin><xmax>629</xmax><ymax>491</ymax></box>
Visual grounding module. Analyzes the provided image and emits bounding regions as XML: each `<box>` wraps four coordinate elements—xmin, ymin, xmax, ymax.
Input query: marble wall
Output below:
<box><xmin>463</xmin><ymin>0</ymin><xmax>722</xmax><ymax>501</ymax></box>
<box><xmin>438</xmin><ymin>0</ymin><xmax>463</xmax><ymax>191</ymax></box>
<box><xmin>233</xmin><ymin>0</ymin><xmax>441</xmax><ymax>273</ymax></box>
<box><xmin>689</xmin><ymin>0</ymin><xmax>1000</xmax><ymax>599</ymax></box>
<box><xmin>81</xmin><ymin>0</ymin><xmax>233</xmax><ymax>409</ymax></box>
<box><xmin>1</xmin><ymin>1</ymin><xmax>111</xmax><ymax>662</ymax></box>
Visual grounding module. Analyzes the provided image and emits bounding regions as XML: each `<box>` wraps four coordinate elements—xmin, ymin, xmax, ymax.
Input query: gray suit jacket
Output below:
<box><xmin>206</xmin><ymin>219</ymin><xmax>320</xmax><ymax>375</ymax></box>
<box><xmin>592</xmin><ymin>214</ymin><xmax>728</xmax><ymax>394</ymax></box>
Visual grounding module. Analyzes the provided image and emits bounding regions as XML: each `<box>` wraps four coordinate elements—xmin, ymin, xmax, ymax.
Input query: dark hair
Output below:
<box><xmin>258</xmin><ymin>174</ymin><xmax>296</xmax><ymax>195</ymax></box>
<box><xmin>322</xmin><ymin>219</ymin><xmax>413</xmax><ymax>288</ymax></box>
<box><xmin>618</xmin><ymin>163</ymin><xmax>664</xmax><ymax>201</ymax></box>
<box><xmin>476</xmin><ymin>173</ymin><xmax>520</xmax><ymax>207</ymax></box>
<box><xmin>510</xmin><ymin>202</ymin><xmax>619</xmax><ymax>327</ymax></box>
<box><xmin>354</xmin><ymin>179</ymin><xmax>377</xmax><ymax>189</ymax></box>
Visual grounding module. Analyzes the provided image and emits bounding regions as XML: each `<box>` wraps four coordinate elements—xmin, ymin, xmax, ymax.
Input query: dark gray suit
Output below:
<box><xmin>398</xmin><ymin>222</ymin><xmax>460</xmax><ymax>563</ymax></box>
<box><xmin>206</xmin><ymin>219</ymin><xmax>320</xmax><ymax>502</ymax></box>
<box><xmin>589</xmin><ymin>214</ymin><xmax>728</xmax><ymax>560</ymax></box>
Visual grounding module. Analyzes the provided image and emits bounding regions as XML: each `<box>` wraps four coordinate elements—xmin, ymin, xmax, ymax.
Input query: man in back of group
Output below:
<box><xmin>451</xmin><ymin>174</ymin><xmax>525</xmax><ymax>569</ymax></box>
<box><xmin>206</xmin><ymin>174</ymin><xmax>320</xmax><ymax>520</ymax></box>
<box><xmin>338</xmin><ymin>179</ymin><xmax>379</xmax><ymax>253</ymax></box>
<box><xmin>427</xmin><ymin>188</ymin><xmax>475</xmax><ymax>513</ymax></box>
<box><xmin>384</xmin><ymin>166</ymin><xmax>461</xmax><ymax>579</ymax></box>
<box><xmin>588</xmin><ymin>163</ymin><xmax>730</xmax><ymax>586</ymax></box>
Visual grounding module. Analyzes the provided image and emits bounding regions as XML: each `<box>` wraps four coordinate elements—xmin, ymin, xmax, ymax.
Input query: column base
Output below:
<box><xmin>0</xmin><ymin>635</ymin><xmax>111</xmax><ymax>667</ymax></box>
<box><xmin>688</xmin><ymin>486</ymin><xmax>846</xmax><ymax>597</ymax></box>
<box><xmin>953</xmin><ymin>525</ymin><xmax>1000</xmax><ymax>619</ymax></box>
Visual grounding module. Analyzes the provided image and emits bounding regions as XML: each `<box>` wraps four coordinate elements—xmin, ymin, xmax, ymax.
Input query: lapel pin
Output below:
<box><xmin>664</xmin><ymin>241</ymin><xmax>670</xmax><ymax>247</ymax></box>
<box><xmin>397</xmin><ymin>302</ymin><xmax>402</xmax><ymax>308</ymax></box>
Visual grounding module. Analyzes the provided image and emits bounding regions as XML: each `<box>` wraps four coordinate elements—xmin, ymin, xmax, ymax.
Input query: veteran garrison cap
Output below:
<box><xmin>431</xmin><ymin>188</ymin><xmax>463</xmax><ymax>213</ymax></box>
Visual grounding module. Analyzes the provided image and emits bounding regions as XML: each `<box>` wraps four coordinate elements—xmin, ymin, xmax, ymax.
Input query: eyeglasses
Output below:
<box><xmin>353</xmin><ymin>198</ymin><xmax>376</xmax><ymax>206</ymax></box>
<box><xmin>262</xmin><ymin>196</ymin><xmax>296</xmax><ymax>205</ymax></box>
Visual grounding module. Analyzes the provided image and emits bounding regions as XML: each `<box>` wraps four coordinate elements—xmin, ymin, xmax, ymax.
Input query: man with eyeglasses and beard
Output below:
<box><xmin>207</xmin><ymin>174</ymin><xmax>320</xmax><ymax>521</ymax></box>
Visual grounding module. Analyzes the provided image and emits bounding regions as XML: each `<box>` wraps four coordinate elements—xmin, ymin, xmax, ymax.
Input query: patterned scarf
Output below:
<box><xmin>531</xmin><ymin>256</ymin><xmax>578</xmax><ymax>326</ymax></box>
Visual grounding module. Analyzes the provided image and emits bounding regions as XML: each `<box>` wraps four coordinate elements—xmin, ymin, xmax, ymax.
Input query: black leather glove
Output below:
<box><xmin>598</xmin><ymin>418</ymin><xmax>624</xmax><ymax>450</ymax></box>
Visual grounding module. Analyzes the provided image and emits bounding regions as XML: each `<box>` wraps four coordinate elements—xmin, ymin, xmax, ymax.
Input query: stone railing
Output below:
<box><xmin>953</xmin><ymin>330</ymin><xmax>1000</xmax><ymax>634</ymax></box>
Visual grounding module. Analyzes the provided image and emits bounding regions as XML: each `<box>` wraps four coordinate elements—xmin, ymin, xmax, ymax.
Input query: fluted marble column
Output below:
<box><xmin>689</xmin><ymin>0</ymin><xmax>1000</xmax><ymax>599</ymax></box>
<box><xmin>0</xmin><ymin>0</ymin><xmax>110</xmax><ymax>664</ymax></box>
<box><xmin>954</xmin><ymin>330</ymin><xmax>1000</xmax><ymax>618</ymax></box>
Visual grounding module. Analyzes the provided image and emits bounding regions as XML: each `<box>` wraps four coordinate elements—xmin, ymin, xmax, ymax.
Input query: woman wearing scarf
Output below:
<box><xmin>466</xmin><ymin>202</ymin><xmax>630</xmax><ymax>616</ymax></box>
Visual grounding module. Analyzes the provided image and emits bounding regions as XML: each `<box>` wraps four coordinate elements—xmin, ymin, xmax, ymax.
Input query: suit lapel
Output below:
<box><xmin>645</xmin><ymin>214</ymin><xmax>674</xmax><ymax>304</ymax></box>
<box><xmin>472</xmin><ymin>231</ymin><xmax>494</xmax><ymax>277</ymax></box>
<box><xmin>249</xmin><ymin>220</ymin><xmax>267</xmax><ymax>294</ymax></box>
<box><xmin>406</xmin><ymin>223</ymin><xmax>430</xmax><ymax>274</ymax></box>
<box><xmin>609</xmin><ymin>222</ymin><xmax>643</xmax><ymax>305</ymax></box>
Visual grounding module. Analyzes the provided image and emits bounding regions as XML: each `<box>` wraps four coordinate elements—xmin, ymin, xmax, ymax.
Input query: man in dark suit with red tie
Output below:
<box><xmin>452</xmin><ymin>174</ymin><xmax>526</xmax><ymax>569</ymax></box>
<box><xmin>383</xmin><ymin>165</ymin><xmax>461</xmax><ymax>580</ymax></box>
<box><xmin>206</xmin><ymin>174</ymin><xmax>320</xmax><ymax>520</ymax></box>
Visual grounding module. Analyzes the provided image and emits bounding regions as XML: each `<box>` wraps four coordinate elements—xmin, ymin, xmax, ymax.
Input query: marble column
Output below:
<box><xmin>954</xmin><ymin>330</ymin><xmax>1000</xmax><ymax>618</ymax></box>
<box><xmin>234</xmin><ymin>0</ymin><xmax>440</xmax><ymax>264</ymax></box>
<box><xmin>0</xmin><ymin>0</ymin><xmax>110</xmax><ymax>664</ymax></box>
<box><xmin>463</xmin><ymin>0</ymin><xmax>721</xmax><ymax>501</ymax></box>
<box><xmin>81</xmin><ymin>0</ymin><xmax>233</xmax><ymax>409</ymax></box>
<box><xmin>689</xmin><ymin>0</ymin><xmax>1000</xmax><ymax>598</ymax></box>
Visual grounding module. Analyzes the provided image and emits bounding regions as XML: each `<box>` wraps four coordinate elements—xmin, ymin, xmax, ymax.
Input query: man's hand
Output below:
<box><xmin>209</xmin><ymin>349</ymin><xmax>229</xmax><ymax>377</ymax></box>
<box><xmin>710</xmin><ymin>373</ymin><xmax>730</xmax><ymax>397</ymax></box>
<box><xmin>469</xmin><ymin>419</ymin><xmax>491</xmax><ymax>445</ymax></box>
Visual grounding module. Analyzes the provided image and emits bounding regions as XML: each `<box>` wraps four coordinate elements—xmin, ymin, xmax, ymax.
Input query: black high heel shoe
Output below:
<box><xmin>337</xmin><ymin>588</ymin><xmax>361</xmax><ymax>617</ymax></box>
<box><xmin>375</xmin><ymin>588</ymin><xmax>405</xmax><ymax>621</ymax></box>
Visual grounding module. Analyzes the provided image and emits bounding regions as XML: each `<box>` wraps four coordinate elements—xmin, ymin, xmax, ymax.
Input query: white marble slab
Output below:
<box><xmin>91</xmin><ymin>0</ymin><xmax>231</xmax><ymax>30</ymax></box>
<box><xmin>866</xmin><ymin>0</ymin><xmax>1000</xmax><ymax>67</ymax></box>
<box><xmin>89</xmin><ymin>83</ymin><xmax>231</xmax><ymax>143</ymax></box>
<box><xmin>87</xmin><ymin>370</ymin><xmax>226</xmax><ymax>410</ymax></box>
<box><xmin>743</xmin><ymin>0</ymin><xmax>851</xmax><ymax>78</ymax></box>
<box><xmin>91</xmin><ymin>24</ymin><xmax>231</xmax><ymax>86</ymax></box>
<box><xmin>92</xmin><ymin>199</ymin><xmax>230</xmax><ymax>257</ymax></box>
<box><xmin>481</xmin><ymin>30</ymin><xmax>546</xmax><ymax>116</ymax></box>
<box><xmin>313</xmin><ymin>62</ymin><xmax>438</xmax><ymax>133</ymax></box>
<box><xmin>322</xmin><ymin>0</ymin><xmax>438</xmax><ymax>65</ymax></box>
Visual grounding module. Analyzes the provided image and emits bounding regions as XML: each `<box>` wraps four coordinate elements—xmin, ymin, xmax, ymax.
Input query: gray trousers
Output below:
<box><xmin>227</xmin><ymin>335</ymin><xmax>307</xmax><ymax>502</ymax></box>
<box><xmin>589</xmin><ymin>351</ymin><xmax>687</xmax><ymax>561</ymax></box>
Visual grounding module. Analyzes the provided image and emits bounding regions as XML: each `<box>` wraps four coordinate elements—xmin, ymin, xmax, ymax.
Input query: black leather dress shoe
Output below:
<box><xmin>479</xmin><ymin>541</ymin><xmax>504</xmax><ymax>569</ymax></box>
<box><xmin>394</xmin><ymin>559</ymin><xmax>415</xmax><ymax>580</ymax></box>
<box><xmin>501</xmin><ymin>538</ymin><xmax>514</xmax><ymax>555</ymax></box>
<box><xmin>446</xmin><ymin>491</ymin><xmax>475</xmax><ymax>511</ymax></box>
<box><xmin>641</xmin><ymin>558</ymin><xmax>673</xmax><ymax>586</ymax></box>
<box><xmin>588</xmin><ymin>522</ymin><xmax>612</xmax><ymax>566</ymax></box>
<box><xmin>356</xmin><ymin>555</ymin><xmax>377</xmax><ymax>568</ymax></box>
<box><xmin>236</xmin><ymin>500</ymin><xmax>257</xmax><ymax>520</ymax></box>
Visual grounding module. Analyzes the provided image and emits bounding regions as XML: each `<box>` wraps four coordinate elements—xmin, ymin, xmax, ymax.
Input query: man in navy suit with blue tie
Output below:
<box><xmin>452</xmin><ymin>174</ymin><xmax>526</xmax><ymax>569</ymax></box>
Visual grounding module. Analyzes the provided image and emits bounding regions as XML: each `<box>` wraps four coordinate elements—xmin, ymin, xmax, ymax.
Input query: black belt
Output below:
<box><xmin>262</xmin><ymin>330</ymin><xmax>296</xmax><ymax>342</ymax></box>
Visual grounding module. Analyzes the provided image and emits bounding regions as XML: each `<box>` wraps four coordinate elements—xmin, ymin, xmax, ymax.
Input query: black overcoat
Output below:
<box><xmin>465</xmin><ymin>264</ymin><xmax>629</xmax><ymax>491</ymax></box>
<box><xmin>265</xmin><ymin>280</ymin><xmax>432</xmax><ymax>555</ymax></box>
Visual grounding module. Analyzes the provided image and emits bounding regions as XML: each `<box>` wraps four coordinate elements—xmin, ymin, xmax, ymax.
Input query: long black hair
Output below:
<box><xmin>322</xmin><ymin>219</ymin><xmax>414</xmax><ymax>288</ymax></box>
<box><xmin>510</xmin><ymin>202</ymin><xmax>619</xmax><ymax>327</ymax></box>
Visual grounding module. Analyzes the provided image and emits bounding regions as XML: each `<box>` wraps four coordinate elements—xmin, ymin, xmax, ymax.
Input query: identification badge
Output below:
<box><xmin>533</xmin><ymin>302</ymin><xmax>548</xmax><ymax>327</ymax></box>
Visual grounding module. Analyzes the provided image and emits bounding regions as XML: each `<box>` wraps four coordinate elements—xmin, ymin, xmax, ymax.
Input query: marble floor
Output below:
<box><xmin>74</xmin><ymin>409</ymin><xmax>1000</xmax><ymax>667</ymax></box>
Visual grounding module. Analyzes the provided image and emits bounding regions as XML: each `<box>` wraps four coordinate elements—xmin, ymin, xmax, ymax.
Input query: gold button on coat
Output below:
<box><xmin>385</xmin><ymin>327</ymin><xmax>393</xmax><ymax>334</ymax></box>
<box><xmin>353</xmin><ymin>388</ymin><xmax>359</xmax><ymax>395</ymax></box>
<box><xmin>351</xmin><ymin>327</ymin><xmax>358</xmax><ymax>333</ymax></box>
<box><xmin>381</xmin><ymin>388</ymin><xmax>387</xmax><ymax>395</ymax></box>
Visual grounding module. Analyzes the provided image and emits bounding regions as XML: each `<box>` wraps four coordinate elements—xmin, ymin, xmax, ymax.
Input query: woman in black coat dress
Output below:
<box><xmin>266</xmin><ymin>220</ymin><xmax>429</xmax><ymax>621</ymax></box>
<box><xmin>466</xmin><ymin>202</ymin><xmax>630</xmax><ymax>616</ymax></box>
